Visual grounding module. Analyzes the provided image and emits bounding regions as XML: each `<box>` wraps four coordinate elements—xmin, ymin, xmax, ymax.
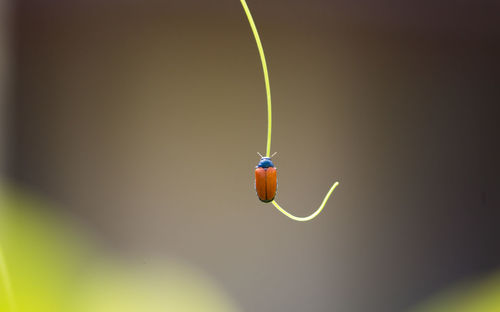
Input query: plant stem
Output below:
<box><xmin>239</xmin><ymin>0</ymin><xmax>272</xmax><ymax>157</ymax></box>
<box><xmin>240</xmin><ymin>0</ymin><xmax>340</xmax><ymax>221</ymax></box>
<box><xmin>271</xmin><ymin>182</ymin><xmax>339</xmax><ymax>221</ymax></box>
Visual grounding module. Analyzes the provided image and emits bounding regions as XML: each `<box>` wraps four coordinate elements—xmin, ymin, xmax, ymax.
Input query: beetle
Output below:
<box><xmin>255</xmin><ymin>153</ymin><xmax>277</xmax><ymax>202</ymax></box>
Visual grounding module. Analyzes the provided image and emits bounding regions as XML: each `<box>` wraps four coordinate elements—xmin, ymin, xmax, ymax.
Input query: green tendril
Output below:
<box><xmin>240</xmin><ymin>0</ymin><xmax>339</xmax><ymax>221</ymax></box>
<box><xmin>239</xmin><ymin>0</ymin><xmax>272</xmax><ymax>157</ymax></box>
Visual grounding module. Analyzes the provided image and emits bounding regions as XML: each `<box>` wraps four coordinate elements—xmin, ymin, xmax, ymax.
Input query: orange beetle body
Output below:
<box><xmin>255</xmin><ymin>157</ymin><xmax>277</xmax><ymax>202</ymax></box>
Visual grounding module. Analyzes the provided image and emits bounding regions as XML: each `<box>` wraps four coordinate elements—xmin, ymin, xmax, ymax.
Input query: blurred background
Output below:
<box><xmin>1</xmin><ymin>0</ymin><xmax>500</xmax><ymax>311</ymax></box>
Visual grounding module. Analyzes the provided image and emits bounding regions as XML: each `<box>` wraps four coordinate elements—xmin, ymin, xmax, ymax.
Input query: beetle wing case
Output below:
<box><xmin>255</xmin><ymin>167</ymin><xmax>277</xmax><ymax>202</ymax></box>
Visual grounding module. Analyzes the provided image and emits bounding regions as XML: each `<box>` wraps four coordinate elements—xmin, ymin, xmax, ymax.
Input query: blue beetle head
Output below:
<box><xmin>257</xmin><ymin>157</ymin><xmax>275</xmax><ymax>168</ymax></box>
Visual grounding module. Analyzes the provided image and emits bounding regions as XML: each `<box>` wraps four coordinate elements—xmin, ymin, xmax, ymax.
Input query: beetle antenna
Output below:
<box><xmin>257</xmin><ymin>152</ymin><xmax>264</xmax><ymax>158</ymax></box>
<box><xmin>270</xmin><ymin>152</ymin><xmax>277</xmax><ymax>158</ymax></box>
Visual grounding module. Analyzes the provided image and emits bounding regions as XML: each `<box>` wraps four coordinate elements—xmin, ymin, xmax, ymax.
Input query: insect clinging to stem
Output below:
<box><xmin>255</xmin><ymin>152</ymin><xmax>278</xmax><ymax>203</ymax></box>
<box><xmin>240</xmin><ymin>0</ymin><xmax>340</xmax><ymax>221</ymax></box>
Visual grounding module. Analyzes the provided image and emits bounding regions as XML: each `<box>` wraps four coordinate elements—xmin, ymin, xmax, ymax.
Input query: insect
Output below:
<box><xmin>255</xmin><ymin>152</ymin><xmax>277</xmax><ymax>202</ymax></box>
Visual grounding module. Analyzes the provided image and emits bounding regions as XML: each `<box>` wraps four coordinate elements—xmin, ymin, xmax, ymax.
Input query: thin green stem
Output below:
<box><xmin>0</xmin><ymin>244</ymin><xmax>16</xmax><ymax>312</ymax></box>
<box><xmin>271</xmin><ymin>182</ymin><xmax>339</xmax><ymax>221</ymax></box>
<box><xmin>240</xmin><ymin>0</ymin><xmax>339</xmax><ymax>222</ymax></box>
<box><xmin>239</xmin><ymin>0</ymin><xmax>272</xmax><ymax>157</ymax></box>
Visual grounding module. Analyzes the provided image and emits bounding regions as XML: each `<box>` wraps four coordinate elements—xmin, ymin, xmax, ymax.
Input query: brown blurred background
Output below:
<box><xmin>2</xmin><ymin>0</ymin><xmax>500</xmax><ymax>311</ymax></box>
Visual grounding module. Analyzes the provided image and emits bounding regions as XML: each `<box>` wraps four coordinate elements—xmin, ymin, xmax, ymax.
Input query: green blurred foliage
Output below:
<box><xmin>409</xmin><ymin>271</ymin><xmax>500</xmax><ymax>312</ymax></box>
<box><xmin>0</xmin><ymin>187</ymin><xmax>92</xmax><ymax>312</ymax></box>
<box><xmin>0</xmin><ymin>186</ymin><xmax>238</xmax><ymax>312</ymax></box>
<box><xmin>73</xmin><ymin>259</ymin><xmax>238</xmax><ymax>312</ymax></box>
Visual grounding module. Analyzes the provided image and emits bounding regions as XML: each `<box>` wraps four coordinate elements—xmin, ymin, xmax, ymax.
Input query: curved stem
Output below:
<box><xmin>0</xmin><ymin>244</ymin><xmax>16</xmax><ymax>312</ymax></box>
<box><xmin>271</xmin><ymin>182</ymin><xmax>339</xmax><ymax>221</ymax></box>
<box><xmin>240</xmin><ymin>0</ymin><xmax>339</xmax><ymax>221</ymax></box>
<box><xmin>239</xmin><ymin>0</ymin><xmax>272</xmax><ymax>157</ymax></box>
